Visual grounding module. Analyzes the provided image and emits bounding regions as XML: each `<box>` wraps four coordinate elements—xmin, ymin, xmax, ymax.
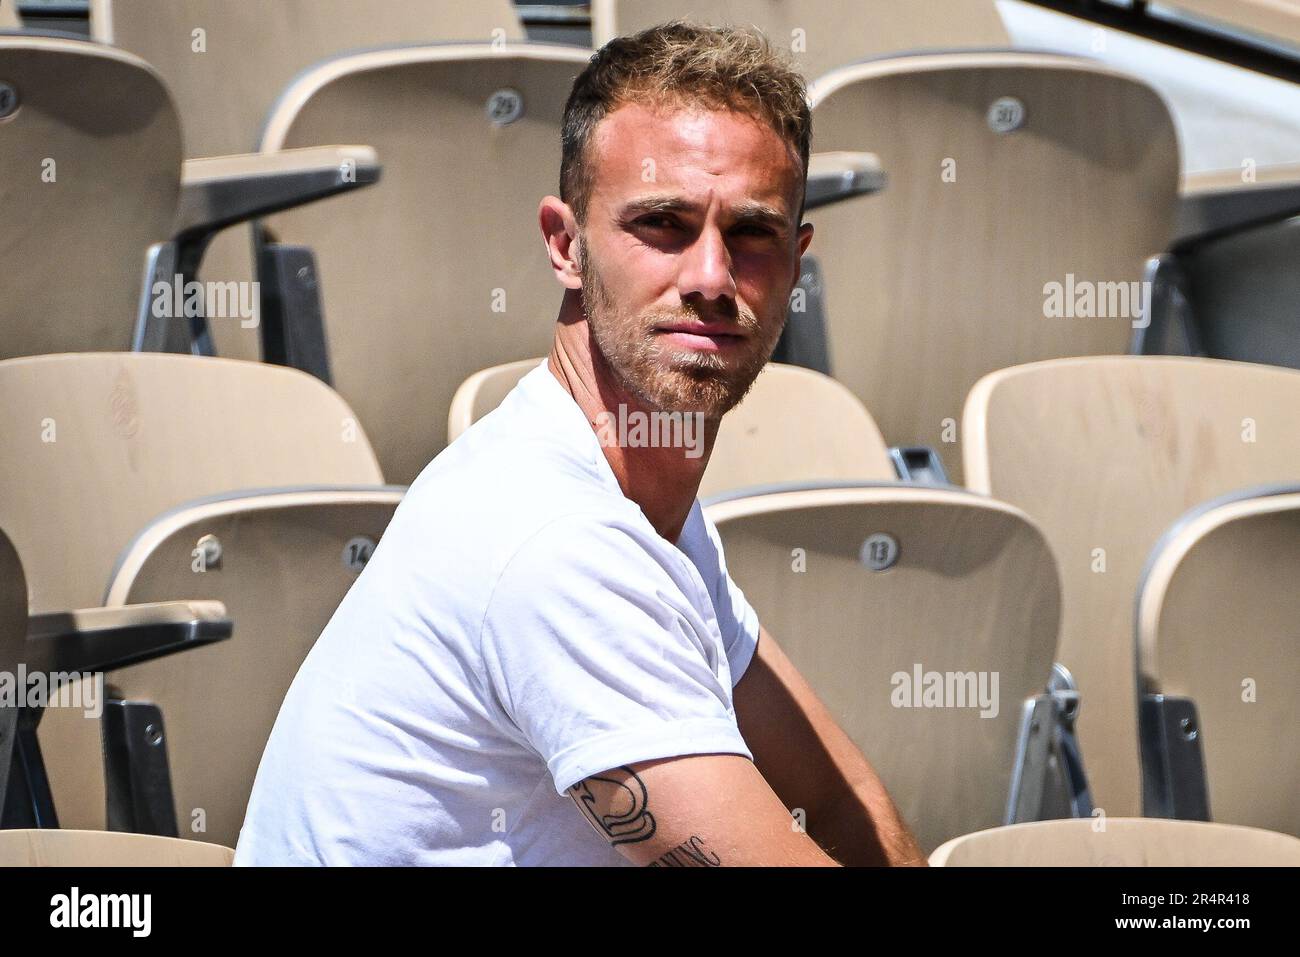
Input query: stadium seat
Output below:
<box><xmin>90</xmin><ymin>0</ymin><xmax>528</xmax><ymax>367</ymax></box>
<box><xmin>0</xmin><ymin>828</ymin><xmax>233</xmax><ymax>865</ymax></box>
<box><xmin>0</xmin><ymin>34</ymin><xmax>377</xmax><ymax>360</ymax></box>
<box><xmin>0</xmin><ymin>353</ymin><xmax>382</xmax><ymax>612</ymax></box>
<box><xmin>964</xmin><ymin>356</ymin><xmax>1300</xmax><ymax>817</ymax></box>
<box><xmin>2</xmin><ymin>523</ymin><xmax>233</xmax><ymax>831</ymax></box>
<box><xmin>0</xmin><ymin>1</ymin><xmax>19</xmax><ymax>29</ymax></box>
<box><xmin>254</xmin><ymin>44</ymin><xmax>599</xmax><ymax>483</ymax></box>
<box><xmin>0</xmin><ymin>353</ymin><xmax>384</xmax><ymax>830</ymax></box>
<box><xmin>590</xmin><ymin>0</ymin><xmax>1010</xmax><ymax>78</ymax></box>
<box><xmin>0</xmin><ymin>35</ymin><xmax>180</xmax><ymax>356</ymax></box>
<box><xmin>1136</xmin><ymin>485</ymin><xmax>1300</xmax><ymax>836</ymax></box>
<box><xmin>809</xmin><ymin>52</ymin><xmax>1180</xmax><ymax>481</ymax></box>
<box><xmin>449</xmin><ymin>360</ymin><xmax>896</xmax><ymax>496</ymax></box>
<box><xmin>37</xmin><ymin>488</ymin><xmax>404</xmax><ymax>847</ymax></box>
<box><xmin>704</xmin><ymin>483</ymin><xmax>1062</xmax><ymax>851</ymax></box>
<box><xmin>930</xmin><ymin>817</ymin><xmax>1300</xmax><ymax>866</ymax></box>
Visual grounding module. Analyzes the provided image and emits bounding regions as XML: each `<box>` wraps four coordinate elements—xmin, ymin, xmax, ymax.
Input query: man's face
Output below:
<box><xmin>576</xmin><ymin>102</ymin><xmax>812</xmax><ymax>418</ymax></box>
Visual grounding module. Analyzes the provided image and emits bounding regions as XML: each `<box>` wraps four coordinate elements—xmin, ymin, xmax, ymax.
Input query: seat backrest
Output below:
<box><xmin>257</xmin><ymin>45</ymin><xmax>593</xmax><ymax>483</ymax></box>
<box><xmin>0</xmin><ymin>36</ymin><xmax>181</xmax><ymax>358</ymax></box>
<box><xmin>705</xmin><ymin>484</ymin><xmax>1060</xmax><ymax>851</ymax></box>
<box><xmin>964</xmin><ymin>356</ymin><xmax>1300</xmax><ymax>815</ymax></box>
<box><xmin>0</xmin><ymin>2</ymin><xmax>20</xmax><ymax>29</ymax></box>
<box><xmin>38</xmin><ymin>488</ymin><xmax>404</xmax><ymax>843</ymax></box>
<box><xmin>0</xmin><ymin>353</ymin><xmax>383</xmax><ymax>613</ymax></box>
<box><xmin>809</xmin><ymin>52</ymin><xmax>1179</xmax><ymax>481</ymax></box>
<box><xmin>930</xmin><ymin>818</ymin><xmax>1300</xmax><ymax>866</ymax></box>
<box><xmin>1137</xmin><ymin>487</ymin><xmax>1300</xmax><ymax>836</ymax></box>
<box><xmin>590</xmin><ymin>0</ymin><xmax>1009</xmax><ymax>79</ymax></box>
<box><xmin>449</xmin><ymin>361</ymin><xmax>896</xmax><ymax>495</ymax></box>
<box><xmin>0</xmin><ymin>828</ymin><xmax>233</xmax><ymax>865</ymax></box>
<box><xmin>90</xmin><ymin>0</ymin><xmax>525</xmax><ymax>158</ymax></box>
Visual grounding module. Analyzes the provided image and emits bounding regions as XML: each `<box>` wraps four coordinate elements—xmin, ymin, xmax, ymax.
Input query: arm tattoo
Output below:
<box><xmin>647</xmin><ymin>836</ymin><xmax>722</xmax><ymax>867</ymax></box>
<box><xmin>568</xmin><ymin>766</ymin><xmax>656</xmax><ymax>845</ymax></box>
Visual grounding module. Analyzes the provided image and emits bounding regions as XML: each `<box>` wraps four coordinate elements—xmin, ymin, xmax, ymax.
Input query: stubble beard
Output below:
<box><xmin>577</xmin><ymin>238</ymin><xmax>782</xmax><ymax>419</ymax></box>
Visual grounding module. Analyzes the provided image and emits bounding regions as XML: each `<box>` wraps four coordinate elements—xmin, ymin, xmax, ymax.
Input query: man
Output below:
<box><xmin>236</xmin><ymin>22</ymin><xmax>923</xmax><ymax>867</ymax></box>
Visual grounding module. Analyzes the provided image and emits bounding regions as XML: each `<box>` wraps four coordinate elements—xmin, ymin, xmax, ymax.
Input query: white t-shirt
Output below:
<box><xmin>235</xmin><ymin>361</ymin><xmax>761</xmax><ymax>866</ymax></box>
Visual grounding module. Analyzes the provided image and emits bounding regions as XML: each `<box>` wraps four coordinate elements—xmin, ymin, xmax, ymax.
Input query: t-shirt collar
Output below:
<box><xmin>521</xmin><ymin>359</ymin><xmax>705</xmax><ymax>550</ymax></box>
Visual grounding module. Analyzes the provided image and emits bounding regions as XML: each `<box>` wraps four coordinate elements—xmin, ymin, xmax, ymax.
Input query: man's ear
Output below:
<box><xmin>540</xmin><ymin>196</ymin><xmax>583</xmax><ymax>291</ymax></box>
<box><xmin>793</xmin><ymin>221</ymin><xmax>814</xmax><ymax>287</ymax></box>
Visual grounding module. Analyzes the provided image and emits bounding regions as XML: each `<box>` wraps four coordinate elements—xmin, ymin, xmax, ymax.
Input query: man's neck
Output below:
<box><xmin>548</xmin><ymin>303</ymin><xmax>719</xmax><ymax>544</ymax></box>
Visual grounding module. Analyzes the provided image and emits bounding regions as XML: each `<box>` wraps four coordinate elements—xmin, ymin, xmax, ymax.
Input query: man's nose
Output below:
<box><xmin>677</xmin><ymin>225</ymin><xmax>737</xmax><ymax>302</ymax></box>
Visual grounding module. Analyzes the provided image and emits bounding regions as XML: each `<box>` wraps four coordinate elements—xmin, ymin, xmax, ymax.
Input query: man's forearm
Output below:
<box><xmin>768</xmin><ymin>672</ymin><xmax>926</xmax><ymax>865</ymax></box>
<box><xmin>736</xmin><ymin>627</ymin><xmax>927</xmax><ymax>865</ymax></box>
<box><xmin>806</xmin><ymin>768</ymin><xmax>927</xmax><ymax>867</ymax></box>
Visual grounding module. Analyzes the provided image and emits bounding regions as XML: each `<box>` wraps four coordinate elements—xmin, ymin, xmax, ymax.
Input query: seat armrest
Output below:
<box><xmin>174</xmin><ymin>145</ymin><xmax>381</xmax><ymax>242</ymax></box>
<box><xmin>804</xmin><ymin>151</ymin><xmax>886</xmax><ymax>211</ymax></box>
<box><xmin>24</xmin><ymin>601</ymin><xmax>232</xmax><ymax>675</ymax></box>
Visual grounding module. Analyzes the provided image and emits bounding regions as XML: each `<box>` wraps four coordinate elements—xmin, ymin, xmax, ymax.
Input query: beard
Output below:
<box><xmin>577</xmin><ymin>238</ymin><xmax>783</xmax><ymax>419</ymax></box>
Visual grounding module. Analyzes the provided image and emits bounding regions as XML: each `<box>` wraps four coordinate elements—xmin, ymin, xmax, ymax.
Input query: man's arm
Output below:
<box><xmin>567</xmin><ymin>754</ymin><xmax>840</xmax><ymax>866</ymax></box>
<box><xmin>732</xmin><ymin>626</ymin><xmax>926</xmax><ymax>866</ymax></box>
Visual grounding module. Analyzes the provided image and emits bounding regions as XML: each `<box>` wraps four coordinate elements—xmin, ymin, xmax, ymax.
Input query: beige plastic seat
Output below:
<box><xmin>0</xmin><ymin>34</ymin><xmax>377</xmax><ymax>360</ymax></box>
<box><xmin>449</xmin><ymin>360</ymin><xmax>896</xmax><ymax>496</ymax></box>
<box><xmin>0</xmin><ymin>36</ymin><xmax>181</xmax><ymax>356</ymax></box>
<box><xmin>1137</xmin><ymin>487</ymin><xmax>1300</xmax><ymax>836</ymax></box>
<box><xmin>255</xmin><ymin>45</ymin><xmax>596</xmax><ymax>482</ymax></box>
<box><xmin>90</xmin><ymin>0</ymin><xmax>528</xmax><ymax>371</ymax></box>
<box><xmin>0</xmin><ymin>353</ymin><xmax>381</xmax><ymax>613</ymax></box>
<box><xmin>3</xmin><ymin>517</ymin><xmax>237</xmax><ymax>830</ymax></box>
<box><xmin>0</xmin><ymin>829</ymin><xmax>233</xmax><ymax>866</ymax></box>
<box><xmin>41</xmin><ymin>488</ymin><xmax>404</xmax><ymax>846</ymax></box>
<box><xmin>809</xmin><ymin>52</ymin><xmax>1180</xmax><ymax>481</ymax></box>
<box><xmin>964</xmin><ymin>356</ymin><xmax>1300</xmax><ymax>816</ymax></box>
<box><xmin>931</xmin><ymin>817</ymin><xmax>1300</xmax><ymax>866</ymax></box>
<box><xmin>705</xmin><ymin>484</ymin><xmax>1061</xmax><ymax>851</ymax></box>
<box><xmin>0</xmin><ymin>353</ymin><xmax>384</xmax><ymax>830</ymax></box>
<box><xmin>0</xmin><ymin>1</ymin><xmax>20</xmax><ymax>29</ymax></box>
<box><xmin>591</xmin><ymin>0</ymin><xmax>1009</xmax><ymax>79</ymax></box>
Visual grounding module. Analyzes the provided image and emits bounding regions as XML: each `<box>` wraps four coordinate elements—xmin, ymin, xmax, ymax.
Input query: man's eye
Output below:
<box><xmin>734</xmin><ymin>224</ymin><xmax>775</xmax><ymax>238</ymax></box>
<box><xmin>636</xmin><ymin>215</ymin><xmax>677</xmax><ymax>229</ymax></box>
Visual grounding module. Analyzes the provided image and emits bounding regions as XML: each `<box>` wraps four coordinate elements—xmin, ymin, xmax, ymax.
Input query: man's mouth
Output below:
<box><xmin>652</xmin><ymin>321</ymin><xmax>748</xmax><ymax>353</ymax></box>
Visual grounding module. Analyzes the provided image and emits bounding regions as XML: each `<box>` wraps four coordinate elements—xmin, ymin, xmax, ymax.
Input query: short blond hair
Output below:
<box><xmin>560</xmin><ymin>21</ymin><xmax>812</xmax><ymax>223</ymax></box>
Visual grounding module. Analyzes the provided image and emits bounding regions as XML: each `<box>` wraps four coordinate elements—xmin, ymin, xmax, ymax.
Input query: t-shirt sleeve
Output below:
<box><xmin>479</xmin><ymin>513</ymin><xmax>754</xmax><ymax>796</ymax></box>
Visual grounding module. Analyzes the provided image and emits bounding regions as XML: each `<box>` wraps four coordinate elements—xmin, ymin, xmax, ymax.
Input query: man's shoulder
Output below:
<box><xmin>481</xmin><ymin>506</ymin><xmax>703</xmax><ymax>632</ymax></box>
<box><xmin>398</xmin><ymin>437</ymin><xmax>628</xmax><ymax>553</ymax></box>
<box><xmin>377</xmin><ymin>444</ymin><xmax>651</xmax><ymax>599</ymax></box>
